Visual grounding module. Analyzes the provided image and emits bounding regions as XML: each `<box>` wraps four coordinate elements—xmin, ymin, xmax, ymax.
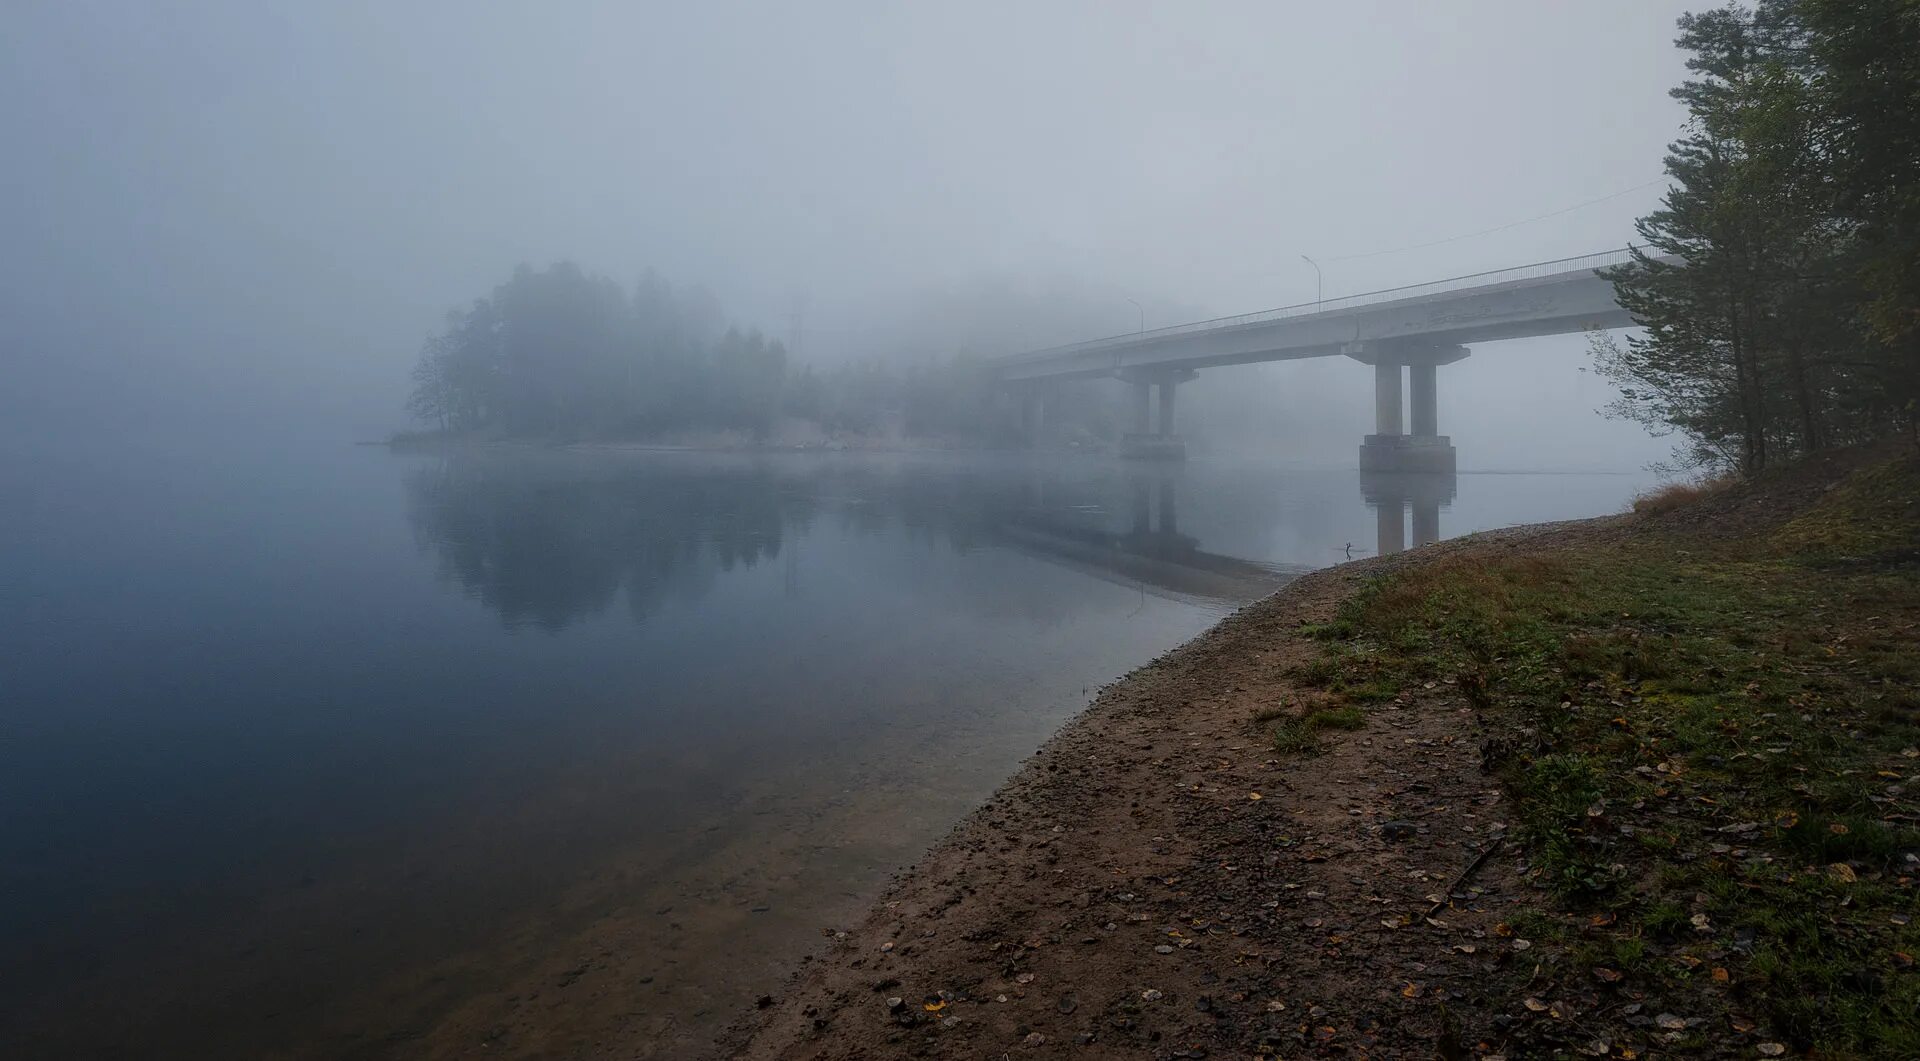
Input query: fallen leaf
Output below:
<box><xmin>1593</xmin><ymin>967</ymin><xmax>1624</xmax><ymax>983</ymax></box>
<box><xmin>1401</xmin><ymin>982</ymin><xmax>1424</xmax><ymax>998</ymax></box>
<box><xmin>1829</xmin><ymin>863</ymin><xmax>1858</xmax><ymax>883</ymax></box>
<box><xmin>1655</xmin><ymin>1012</ymin><xmax>1687</xmax><ymax>1030</ymax></box>
<box><xmin>1524</xmin><ymin>997</ymin><xmax>1549</xmax><ymax>1012</ymax></box>
<box><xmin>1248</xmin><ymin>792</ymin><xmax>1263</xmax><ymax>801</ymax></box>
<box><xmin>1757</xmin><ymin>1044</ymin><xmax>1786</xmax><ymax>1057</ymax></box>
<box><xmin>1713</xmin><ymin>967</ymin><xmax>1731</xmax><ymax>983</ymax></box>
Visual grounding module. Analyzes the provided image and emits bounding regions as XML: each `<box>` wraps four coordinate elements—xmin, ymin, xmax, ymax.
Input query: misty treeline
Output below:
<box><xmin>403</xmin><ymin>262</ymin><xmax>1058</xmax><ymax>443</ymax></box>
<box><xmin>1599</xmin><ymin>0</ymin><xmax>1920</xmax><ymax>473</ymax></box>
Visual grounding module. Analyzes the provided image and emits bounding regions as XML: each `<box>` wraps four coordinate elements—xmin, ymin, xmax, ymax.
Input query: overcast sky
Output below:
<box><xmin>3</xmin><ymin>0</ymin><xmax>1698</xmax><ymax>459</ymax></box>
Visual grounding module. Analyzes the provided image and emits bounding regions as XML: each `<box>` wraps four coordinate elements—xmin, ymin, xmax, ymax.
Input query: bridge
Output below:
<box><xmin>994</xmin><ymin>249</ymin><xmax>1641</xmax><ymax>470</ymax></box>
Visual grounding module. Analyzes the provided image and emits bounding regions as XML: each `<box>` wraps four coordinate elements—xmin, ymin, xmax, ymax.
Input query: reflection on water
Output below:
<box><xmin>0</xmin><ymin>444</ymin><xmax>1650</xmax><ymax>1059</ymax></box>
<box><xmin>1362</xmin><ymin>468</ymin><xmax>1460</xmax><ymax>555</ymax></box>
<box><xmin>402</xmin><ymin>453</ymin><xmax>1305</xmax><ymax>634</ymax></box>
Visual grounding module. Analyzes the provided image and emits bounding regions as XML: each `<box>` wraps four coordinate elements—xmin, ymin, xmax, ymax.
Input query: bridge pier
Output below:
<box><xmin>1021</xmin><ymin>390</ymin><xmax>1046</xmax><ymax>443</ymax></box>
<box><xmin>1117</xmin><ymin>368</ymin><xmax>1194</xmax><ymax>460</ymax></box>
<box><xmin>1349</xmin><ymin>342</ymin><xmax>1467</xmax><ymax>475</ymax></box>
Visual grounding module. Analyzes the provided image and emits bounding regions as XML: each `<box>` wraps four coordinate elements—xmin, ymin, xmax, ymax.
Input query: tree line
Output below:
<box><xmin>403</xmin><ymin>262</ymin><xmax>1116</xmax><ymax>444</ymax></box>
<box><xmin>1599</xmin><ymin>0</ymin><xmax>1920</xmax><ymax>473</ymax></box>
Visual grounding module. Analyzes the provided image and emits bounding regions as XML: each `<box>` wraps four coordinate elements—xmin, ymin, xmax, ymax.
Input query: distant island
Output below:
<box><xmin>394</xmin><ymin>263</ymin><xmax>1120</xmax><ymax>451</ymax></box>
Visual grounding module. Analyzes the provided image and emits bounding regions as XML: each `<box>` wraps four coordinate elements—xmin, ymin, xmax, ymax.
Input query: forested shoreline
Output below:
<box><xmin>396</xmin><ymin>263</ymin><xmax>1110</xmax><ymax>449</ymax></box>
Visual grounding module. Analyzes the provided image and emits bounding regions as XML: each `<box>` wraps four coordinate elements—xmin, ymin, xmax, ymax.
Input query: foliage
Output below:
<box><xmin>406</xmin><ymin>263</ymin><xmax>1119</xmax><ymax>446</ymax></box>
<box><xmin>1294</xmin><ymin>452</ymin><xmax>1920</xmax><ymax>1054</ymax></box>
<box><xmin>1599</xmin><ymin>0</ymin><xmax>1920</xmax><ymax>472</ymax></box>
<box><xmin>1630</xmin><ymin>475</ymin><xmax>1738</xmax><ymax>514</ymax></box>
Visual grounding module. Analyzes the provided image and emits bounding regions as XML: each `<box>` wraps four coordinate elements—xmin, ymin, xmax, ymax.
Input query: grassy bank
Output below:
<box><xmin>1292</xmin><ymin>452</ymin><xmax>1920</xmax><ymax>1056</ymax></box>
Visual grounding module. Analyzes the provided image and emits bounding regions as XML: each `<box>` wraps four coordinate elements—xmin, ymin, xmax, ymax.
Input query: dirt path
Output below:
<box><xmin>726</xmin><ymin>522</ymin><xmax>1616</xmax><ymax>1059</ymax></box>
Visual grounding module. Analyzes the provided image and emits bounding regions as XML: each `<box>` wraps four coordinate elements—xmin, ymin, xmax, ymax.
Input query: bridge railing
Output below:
<box><xmin>998</xmin><ymin>248</ymin><xmax>1636</xmax><ymax>364</ymax></box>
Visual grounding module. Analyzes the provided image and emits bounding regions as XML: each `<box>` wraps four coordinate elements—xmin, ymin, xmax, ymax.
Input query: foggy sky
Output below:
<box><xmin>3</xmin><ymin>1</ymin><xmax>1696</xmax><ymax>464</ymax></box>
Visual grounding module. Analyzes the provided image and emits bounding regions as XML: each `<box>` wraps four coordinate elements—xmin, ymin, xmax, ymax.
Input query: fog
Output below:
<box><xmin>4</xmin><ymin>1</ymin><xmax>1694</xmax><ymax>465</ymax></box>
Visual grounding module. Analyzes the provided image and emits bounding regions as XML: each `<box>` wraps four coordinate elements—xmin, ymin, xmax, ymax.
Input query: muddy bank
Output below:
<box><xmin>721</xmin><ymin>518</ymin><xmax>1617</xmax><ymax>1059</ymax></box>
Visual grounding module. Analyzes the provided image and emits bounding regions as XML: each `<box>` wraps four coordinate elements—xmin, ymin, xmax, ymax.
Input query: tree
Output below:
<box><xmin>1598</xmin><ymin>2</ymin><xmax>1886</xmax><ymax>471</ymax></box>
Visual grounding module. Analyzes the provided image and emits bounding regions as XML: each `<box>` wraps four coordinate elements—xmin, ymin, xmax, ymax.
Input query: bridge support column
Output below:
<box><xmin>1409</xmin><ymin>363</ymin><xmax>1437</xmax><ymax>438</ymax></box>
<box><xmin>1350</xmin><ymin>343</ymin><xmax>1467</xmax><ymax>474</ymax></box>
<box><xmin>1117</xmin><ymin>368</ymin><xmax>1195</xmax><ymax>460</ymax></box>
<box><xmin>1374</xmin><ymin>363</ymin><xmax>1403</xmax><ymax>436</ymax></box>
<box><xmin>1022</xmin><ymin>391</ymin><xmax>1045</xmax><ymax>444</ymax></box>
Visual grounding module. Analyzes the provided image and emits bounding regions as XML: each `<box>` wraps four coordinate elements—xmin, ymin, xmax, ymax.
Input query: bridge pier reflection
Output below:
<box><xmin>1361</xmin><ymin>468</ymin><xmax>1458</xmax><ymax>557</ymax></box>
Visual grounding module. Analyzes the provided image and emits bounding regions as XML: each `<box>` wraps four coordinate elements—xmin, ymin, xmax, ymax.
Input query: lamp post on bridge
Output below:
<box><xmin>1123</xmin><ymin>296</ymin><xmax>1143</xmax><ymax>334</ymax></box>
<box><xmin>1301</xmin><ymin>254</ymin><xmax>1323</xmax><ymax>309</ymax></box>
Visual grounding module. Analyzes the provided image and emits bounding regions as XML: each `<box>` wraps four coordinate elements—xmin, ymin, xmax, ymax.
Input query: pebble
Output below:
<box><xmin>1154</xmin><ymin>944</ymin><xmax>1175</xmax><ymax>954</ymax></box>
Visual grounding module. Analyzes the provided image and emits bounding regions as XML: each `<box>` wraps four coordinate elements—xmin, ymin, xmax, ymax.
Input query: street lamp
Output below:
<box><xmin>1301</xmin><ymin>255</ymin><xmax>1323</xmax><ymax>309</ymax></box>
<box><xmin>1123</xmin><ymin>296</ymin><xmax>1143</xmax><ymax>333</ymax></box>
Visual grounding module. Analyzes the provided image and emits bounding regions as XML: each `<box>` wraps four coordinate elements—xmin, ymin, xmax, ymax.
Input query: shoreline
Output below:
<box><xmin>719</xmin><ymin>516</ymin><xmax>1611</xmax><ymax>1059</ymax></box>
<box><xmin>721</xmin><ymin>444</ymin><xmax>1920</xmax><ymax>1059</ymax></box>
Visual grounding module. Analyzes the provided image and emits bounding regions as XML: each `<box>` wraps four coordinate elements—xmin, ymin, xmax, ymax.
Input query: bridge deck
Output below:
<box><xmin>996</xmin><ymin>249</ymin><xmax>1639</xmax><ymax>382</ymax></box>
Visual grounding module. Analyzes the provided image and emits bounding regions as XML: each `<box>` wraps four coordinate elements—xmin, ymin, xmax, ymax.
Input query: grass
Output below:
<box><xmin>1267</xmin><ymin>705</ymin><xmax>1371</xmax><ymax>755</ymax></box>
<box><xmin>1629</xmin><ymin>475</ymin><xmax>1738</xmax><ymax>515</ymax></box>
<box><xmin>1290</xmin><ymin>452</ymin><xmax>1920</xmax><ymax>1056</ymax></box>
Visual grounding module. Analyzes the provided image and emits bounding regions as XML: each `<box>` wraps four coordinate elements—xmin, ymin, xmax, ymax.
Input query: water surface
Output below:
<box><xmin>0</xmin><ymin>440</ymin><xmax>1652</xmax><ymax>1057</ymax></box>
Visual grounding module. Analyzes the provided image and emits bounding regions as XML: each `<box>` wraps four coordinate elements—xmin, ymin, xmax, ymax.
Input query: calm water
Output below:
<box><xmin>0</xmin><ymin>438</ymin><xmax>1652</xmax><ymax>1058</ymax></box>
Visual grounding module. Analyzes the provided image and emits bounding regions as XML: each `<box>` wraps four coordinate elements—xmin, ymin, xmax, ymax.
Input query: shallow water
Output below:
<box><xmin>0</xmin><ymin>440</ymin><xmax>1653</xmax><ymax>1057</ymax></box>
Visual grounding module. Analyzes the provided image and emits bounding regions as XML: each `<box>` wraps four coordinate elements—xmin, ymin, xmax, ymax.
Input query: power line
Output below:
<box><xmin>1316</xmin><ymin>179</ymin><xmax>1668</xmax><ymax>264</ymax></box>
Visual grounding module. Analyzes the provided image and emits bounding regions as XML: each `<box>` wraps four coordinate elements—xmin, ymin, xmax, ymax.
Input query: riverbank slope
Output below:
<box><xmin>728</xmin><ymin>445</ymin><xmax>1920</xmax><ymax>1059</ymax></box>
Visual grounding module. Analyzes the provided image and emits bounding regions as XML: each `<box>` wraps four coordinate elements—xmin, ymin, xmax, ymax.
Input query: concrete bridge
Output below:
<box><xmin>995</xmin><ymin>249</ymin><xmax>1640</xmax><ymax>469</ymax></box>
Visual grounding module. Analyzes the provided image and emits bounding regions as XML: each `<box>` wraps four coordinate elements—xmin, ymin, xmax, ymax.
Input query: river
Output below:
<box><xmin>0</xmin><ymin>439</ymin><xmax>1653</xmax><ymax>1058</ymax></box>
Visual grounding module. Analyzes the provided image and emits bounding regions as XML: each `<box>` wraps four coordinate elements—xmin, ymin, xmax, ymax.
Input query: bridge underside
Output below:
<box><xmin>998</xmin><ymin>253</ymin><xmax>1639</xmax><ymax>475</ymax></box>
